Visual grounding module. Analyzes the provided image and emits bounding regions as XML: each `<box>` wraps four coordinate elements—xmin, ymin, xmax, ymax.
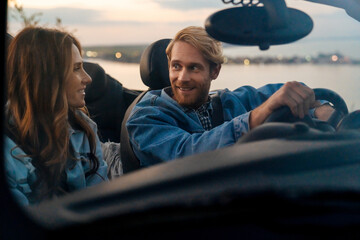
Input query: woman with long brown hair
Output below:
<box><xmin>5</xmin><ymin>27</ymin><xmax>108</xmax><ymax>205</ymax></box>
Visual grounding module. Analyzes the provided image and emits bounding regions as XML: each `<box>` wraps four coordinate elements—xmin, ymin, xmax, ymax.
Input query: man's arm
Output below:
<box><xmin>249</xmin><ymin>81</ymin><xmax>329</xmax><ymax>129</ymax></box>
<box><xmin>126</xmin><ymin>93</ymin><xmax>247</xmax><ymax>166</ymax></box>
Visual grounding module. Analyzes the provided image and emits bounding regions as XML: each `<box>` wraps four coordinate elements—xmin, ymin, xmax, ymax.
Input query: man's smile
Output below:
<box><xmin>178</xmin><ymin>86</ymin><xmax>194</xmax><ymax>90</ymax></box>
<box><xmin>176</xmin><ymin>86</ymin><xmax>196</xmax><ymax>93</ymax></box>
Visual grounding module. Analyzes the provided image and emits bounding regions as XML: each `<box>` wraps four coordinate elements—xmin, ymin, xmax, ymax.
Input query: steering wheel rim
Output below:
<box><xmin>264</xmin><ymin>88</ymin><xmax>348</xmax><ymax>129</ymax></box>
<box><xmin>313</xmin><ymin>88</ymin><xmax>348</xmax><ymax>115</ymax></box>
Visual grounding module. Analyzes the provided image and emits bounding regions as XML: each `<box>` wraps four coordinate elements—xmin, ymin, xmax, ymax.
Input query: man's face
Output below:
<box><xmin>169</xmin><ymin>41</ymin><xmax>219</xmax><ymax>109</ymax></box>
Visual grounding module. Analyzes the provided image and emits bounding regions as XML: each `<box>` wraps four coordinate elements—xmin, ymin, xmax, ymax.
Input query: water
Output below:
<box><xmin>222</xmin><ymin>39</ymin><xmax>360</xmax><ymax>60</ymax></box>
<box><xmin>87</xmin><ymin>58</ymin><xmax>360</xmax><ymax>111</ymax></box>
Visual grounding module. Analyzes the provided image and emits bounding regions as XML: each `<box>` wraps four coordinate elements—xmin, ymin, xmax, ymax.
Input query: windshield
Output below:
<box><xmin>7</xmin><ymin>0</ymin><xmax>360</xmax><ymax>109</ymax></box>
<box><xmin>4</xmin><ymin>0</ymin><xmax>360</xmax><ymax>228</ymax></box>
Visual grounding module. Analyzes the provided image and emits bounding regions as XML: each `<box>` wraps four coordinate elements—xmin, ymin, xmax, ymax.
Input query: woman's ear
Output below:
<box><xmin>211</xmin><ymin>64</ymin><xmax>221</xmax><ymax>80</ymax></box>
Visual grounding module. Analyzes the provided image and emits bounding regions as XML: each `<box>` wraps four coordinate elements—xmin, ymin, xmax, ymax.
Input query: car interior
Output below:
<box><xmin>83</xmin><ymin>62</ymin><xmax>140</xmax><ymax>143</ymax></box>
<box><xmin>2</xmin><ymin>0</ymin><xmax>360</xmax><ymax>239</ymax></box>
<box><xmin>119</xmin><ymin>38</ymin><xmax>171</xmax><ymax>173</ymax></box>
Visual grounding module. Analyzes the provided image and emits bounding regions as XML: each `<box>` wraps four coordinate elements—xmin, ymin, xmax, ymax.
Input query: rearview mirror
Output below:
<box><xmin>205</xmin><ymin>0</ymin><xmax>313</xmax><ymax>50</ymax></box>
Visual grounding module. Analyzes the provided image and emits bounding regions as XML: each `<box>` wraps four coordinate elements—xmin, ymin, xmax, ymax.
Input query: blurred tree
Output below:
<box><xmin>9</xmin><ymin>0</ymin><xmax>43</xmax><ymax>27</ymax></box>
<box><xmin>8</xmin><ymin>0</ymin><xmax>71</xmax><ymax>31</ymax></box>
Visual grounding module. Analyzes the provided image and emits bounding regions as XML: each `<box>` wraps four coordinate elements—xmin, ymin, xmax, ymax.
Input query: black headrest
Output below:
<box><xmin>6</xmin><ymin>33</ymin><xmax>14</xmax><ymax>51</ymax></box>
<box><xmin>140</xmin><ymin>38</ymin><xmax>171</xmax><ymax>90</ymax></box>
<box><xmin>84</xmin><ymin>62</ymin><xmax>110</xmax><ymax>102</ymax></box>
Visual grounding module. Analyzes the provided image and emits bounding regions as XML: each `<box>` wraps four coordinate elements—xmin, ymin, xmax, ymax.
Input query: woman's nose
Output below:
<box><xmin>82</xmin><ymin>70</ymin><xmax>92</xmax><ymax>85</ymax></box>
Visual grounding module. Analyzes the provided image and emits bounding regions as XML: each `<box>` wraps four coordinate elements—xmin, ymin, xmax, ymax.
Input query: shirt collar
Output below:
<box><xmin>162</xmin><ymin>87</ymin><xmax>213</xmax><ymax>113</ymax></box>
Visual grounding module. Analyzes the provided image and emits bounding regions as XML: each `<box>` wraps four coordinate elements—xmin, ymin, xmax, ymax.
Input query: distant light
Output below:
<box><xmin>86</xmin><ymin>51</ymin><xmax>98</xmax><ymax>58</ymax></box>
<box><xmin>331</xmin><ymin>55</ymin><xmax>338</xmax><ymax>62</ymax></box>
<box><xmin>305</xmin><ymin>55</ymin><xmax>312</xmax><ymax>62</ymax></box>
<box><xmin>276</xmin><ymin>55</ymin><xmax>283</xmax><ymax>61</ymax></box>
<box><xmin>115</xmin><ymin>52</ymin><xmax>122</xmax><ymax>59</ymax></box>
<box><xmin>244</xmin><ymin>59</ymin><xmax>250</xmax><ymax>66</ymax></box>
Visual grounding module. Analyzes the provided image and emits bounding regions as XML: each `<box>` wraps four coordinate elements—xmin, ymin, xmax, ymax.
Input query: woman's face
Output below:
<box><xmin>66</xmin><ymin>44</ymin><xmax>92</xmax><ymax>108</ymax></box>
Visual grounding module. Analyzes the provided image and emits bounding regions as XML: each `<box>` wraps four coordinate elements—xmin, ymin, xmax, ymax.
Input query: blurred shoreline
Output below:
<box><xmin>83</xmin><ymin>45</ymin><xmax>360</xmax><ymax>65</ymax></box>
<box><xmin>87</xmin><ymin>58</ymin><xmax>360</xmax><ymax>111</ymax></box>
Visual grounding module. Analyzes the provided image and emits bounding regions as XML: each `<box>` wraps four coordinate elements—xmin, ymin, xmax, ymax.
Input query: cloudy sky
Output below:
<box><xmin>7</xmin><ymin>0</ymin><xmax>360</xmax><ymax>57</ymax></box>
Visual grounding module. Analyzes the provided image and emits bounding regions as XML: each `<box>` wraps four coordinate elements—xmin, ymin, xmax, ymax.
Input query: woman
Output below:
<box><xmin>5</xmin><ymin>27</ymin><xmax>108</xmax><ymax>205</ymax></box>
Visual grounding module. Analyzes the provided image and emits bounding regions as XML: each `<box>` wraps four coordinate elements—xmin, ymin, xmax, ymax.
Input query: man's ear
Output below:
<box><xmin>211</xmin><ymin>64</ymin><xmax>221</xmax><ymax>80</ymax></box>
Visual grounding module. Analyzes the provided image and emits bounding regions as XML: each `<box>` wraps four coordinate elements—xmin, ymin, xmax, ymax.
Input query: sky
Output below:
<box><xmin>6</xmin><ymin>0</ymin><xmax>360</xmax><ymax>57</ymax></box>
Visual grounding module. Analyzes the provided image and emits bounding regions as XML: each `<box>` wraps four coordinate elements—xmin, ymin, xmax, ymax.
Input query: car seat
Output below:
<box><xmin>6</xmin><ymin>33</ymin><xmax>13</xmax><ymax>51</ymax></box>
<box><xmin>84</xmin><ymin>62</ymin><xmax>140</xmax><ymax>143</ymax></box>
<box><xmin>120</xmin><ymin>38</ymin><xmax>224</xmax><ymax>173</ymax></box>
<box><xmin>120</xmin><ymin>39</ymin><xmax>171</xmax><ymax>173</ymax></box>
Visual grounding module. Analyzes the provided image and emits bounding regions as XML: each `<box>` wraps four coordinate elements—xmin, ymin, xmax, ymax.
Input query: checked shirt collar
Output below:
<box><xmin>164</xmin><ymin>87</ymin><xmax>213</xmax><ymax>131</ymax></box>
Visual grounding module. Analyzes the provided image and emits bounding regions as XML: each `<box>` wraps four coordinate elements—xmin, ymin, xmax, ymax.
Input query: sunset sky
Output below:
<box><xmin>7</xmin><ymin>0</ymin><xmax>360</xmax><ymax>51</ymax></box>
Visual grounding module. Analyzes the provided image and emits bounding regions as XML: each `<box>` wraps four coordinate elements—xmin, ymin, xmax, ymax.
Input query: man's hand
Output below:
<box><xmin>250</xmin><ymin>81</ymin><xmax>316</xmax><ymax>129</ymax></box>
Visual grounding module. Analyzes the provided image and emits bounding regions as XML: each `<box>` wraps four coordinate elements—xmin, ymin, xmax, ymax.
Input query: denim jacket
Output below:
<box><xmin>127</xmin><ymin>83</ymin><xmax>321</xmax><ymax>167</ymax></box>
<box><xmin>4</xmin><ymin>110</ymin><xmax>108</xmax><ymax>205</ymax></box>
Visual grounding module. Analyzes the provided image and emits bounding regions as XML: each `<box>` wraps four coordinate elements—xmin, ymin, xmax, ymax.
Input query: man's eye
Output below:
<box><xmin>190</xmin><ymin>65</ymin><xmax>199</xmax><ymax>71</ymax></box>
<box><xmin>172</xmin><ymin>63</ymin><xmax>180</xmax><ymax>70</ymax></box>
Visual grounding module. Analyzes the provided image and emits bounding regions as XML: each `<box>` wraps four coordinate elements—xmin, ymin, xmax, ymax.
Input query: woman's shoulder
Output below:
<box><xmin>4</xmin><ymin>135</ymin><xmax>37</xmax><ymax>205</ymax></box>
<box><xmin>4</xmin><ymin>135</ymin><xmax>33</xmax><ymax>166</ymax></box>
<box><xmin>3</xmin><ymin>135</ymin><xmax>36</xmax><ymax>184</ymax></box>
<box><xmin>76</xmin><ymin>109</ymin><xmax>97</xmax><ymax>130</ymax></box>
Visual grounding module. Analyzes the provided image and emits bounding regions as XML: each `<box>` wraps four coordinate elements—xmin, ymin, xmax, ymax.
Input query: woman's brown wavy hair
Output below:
<box><xmin>6</xmin><ymin>27</ymin><xmax>99</xmax><ymax>201</ymax></box>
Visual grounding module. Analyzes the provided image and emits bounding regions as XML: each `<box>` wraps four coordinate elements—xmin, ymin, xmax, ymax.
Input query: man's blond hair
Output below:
<box><xmin>166</xmin><ymin>26</ymin><xmax>225</xmax><ymax>69</ymax></box>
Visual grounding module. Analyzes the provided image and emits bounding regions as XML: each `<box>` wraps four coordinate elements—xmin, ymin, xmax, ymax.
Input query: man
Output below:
<box><xmin>126</xmin><ymin>26</ymin><xmax>334</xmax><ymax>167</ymax></box>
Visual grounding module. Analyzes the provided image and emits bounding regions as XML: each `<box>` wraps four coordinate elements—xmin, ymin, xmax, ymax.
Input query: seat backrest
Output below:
<box><xmin>139</xmin><ymin>38</ymin><xmax>171</xmax><ymax>89</ymax></box>
<box><xmin>6</xmin><ymin>33</ymin><xmax>13</xmax><ymax>51</ymax></box>
<box><xmin>84</xmin><ymin>62</ymin><xmax>140</xmax><ymax>143</ymax></box>
<box><xmin>120</xmin><ymin>38</ymin><xmax>171</xmax><ymax>173</ymax></box>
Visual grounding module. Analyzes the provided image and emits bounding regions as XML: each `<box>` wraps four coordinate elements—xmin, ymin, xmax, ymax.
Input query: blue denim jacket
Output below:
<box><xmin>127</xmin><ymin>83</ymin><xmax>321</xmax><ymax>167</ymax></box>
<box><xmin>4</xmin><ymin>110</ymin><xmax>108</xmax><ymax>205</ymax></box>
<box><xmin>129</xmin><ymin>83</ymin><xmax>320</xmax><ymax>167</ymax></box>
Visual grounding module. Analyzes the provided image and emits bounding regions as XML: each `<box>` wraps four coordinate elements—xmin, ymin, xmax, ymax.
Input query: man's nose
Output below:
<box><xmin>178</xmin><ymin>69</ymin><xmax>190</xmax><ymax>81</ymax></box>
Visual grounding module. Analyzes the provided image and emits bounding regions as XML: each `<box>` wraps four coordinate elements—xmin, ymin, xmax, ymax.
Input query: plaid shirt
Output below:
<box><xmin>166</xmin><ymin>88</ymin><xmax>213</xmax><ymax>131</ymax></box>
<box><xmin>195</xmin><ymin>98</ymin><xmax>213</xmax><ymax>131</ymax></box>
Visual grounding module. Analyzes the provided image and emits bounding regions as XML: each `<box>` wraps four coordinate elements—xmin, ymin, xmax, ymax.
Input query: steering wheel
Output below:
<box><xmin>238</xmin><ymin>88</ymin><xmax>348</xmax><ymax>144</ymax></box>
<box><xmin>337</xmin><ymin>110</ymin><xmax>360</xmax><ymax>131</ymax></box>
<box><xmin>264</xmin><ymin>88</ymin><xmax>348</xmax><ymax>130</ymax></box>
